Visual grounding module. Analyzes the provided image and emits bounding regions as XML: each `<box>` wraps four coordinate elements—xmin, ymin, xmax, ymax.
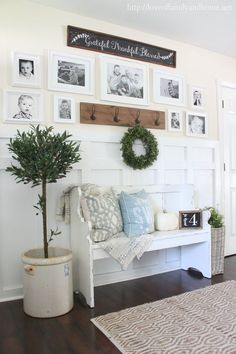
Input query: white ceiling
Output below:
<box><xmin>29</xmin><ymin>0</ymin><xmax>236</xmax><ymax>58</ymax></box>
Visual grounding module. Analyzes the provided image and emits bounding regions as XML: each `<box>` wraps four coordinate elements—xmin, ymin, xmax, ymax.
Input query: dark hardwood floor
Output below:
<box><xmin>1</xmin><ymin>256</ymin><xmax>236</xmax><ymax>354</ymax></box>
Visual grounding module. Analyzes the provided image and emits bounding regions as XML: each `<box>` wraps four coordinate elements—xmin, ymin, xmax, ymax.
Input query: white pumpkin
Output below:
<box><xmin>155</xmin><ymin>210</ymin><xmax>179</xmax><ymax>231</ymax></box>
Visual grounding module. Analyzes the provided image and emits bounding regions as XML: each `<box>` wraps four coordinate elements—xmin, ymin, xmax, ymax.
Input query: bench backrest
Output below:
<box><xmin>78</xmin><ymin>184</ymin><xmax>194</xmax><ymax>219</ymax></box>
<box><xmin>113</xmin><ymin>184</ymin><xmax>194</xmax><ymax>212</ymax></box>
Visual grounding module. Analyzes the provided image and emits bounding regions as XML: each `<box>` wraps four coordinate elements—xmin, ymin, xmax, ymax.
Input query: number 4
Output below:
<box><xmin>189</xmin><ymin>214</ymin><xmax>197</xmax><ymax>226</ymax></box>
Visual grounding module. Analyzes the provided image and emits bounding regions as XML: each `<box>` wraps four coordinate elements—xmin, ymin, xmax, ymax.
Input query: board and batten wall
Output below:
<box><xmin>0</xmin><ymin>132</ymin><xmax>220</xmax><ymax>300</ymax></box>
<box><xmin>0</xmin><ymin>0</ymin><xmax>235</xmax><ymax>301</ymax></box>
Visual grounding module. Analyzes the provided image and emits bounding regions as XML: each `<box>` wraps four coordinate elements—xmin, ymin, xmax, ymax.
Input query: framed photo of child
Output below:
<box><xmin>11</xmin><ymin>52</ymin><xmax>41</xmax><ymax>88</ymax></box>
<box><xmin>100</xmin><ymin>55</ymin><xmax>149</xmax><ymax>106</ymax></box>
<box><xmin>153</xmin><ymin>70</ymin><xmax>185</xmax><ymax>106</ymax></box>
<box><xmin>53</xmin><ymin>96</ymin><xmax>76</xmax><ymax>123</ymax></box>
<box><xmin>48</xmin><ymin>51</ymin><xmax>94</xmax><ymax>95</ymax></box>
<box><xmin>167</xmin><ymin>109</ymin><xmax>183</xmax><ymax>132</ymax></box>
<box><xmin>189</xmin><ymin>86</ymin><xmax>205</xmax><ymax>110</ymax></box>
<box><xmin>3</xmin><ymin>90</ymin><xmax>42</xmax><ymax>123</ymax></box>
<box><xmin>186</xmin><ymin>111</ymin><xmax>208</xmax><ymax>138</ymax></box>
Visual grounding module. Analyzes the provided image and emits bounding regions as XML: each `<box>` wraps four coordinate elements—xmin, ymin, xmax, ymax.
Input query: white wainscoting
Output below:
<box><xmin>0</xmin><ymin>129</ymin><xmax>220</xmax><ymax>301</ymax></box>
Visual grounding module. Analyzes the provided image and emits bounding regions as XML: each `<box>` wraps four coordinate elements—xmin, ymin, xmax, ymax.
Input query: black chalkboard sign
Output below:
<box><xmin>179</xmin><ymin>210</ymin><xmax>202</xmax><ymax>229</ymax></box>
<box><xmin>67</xmin><ymin>26</ymin><xmax>176</xmax><ymax>68</ymax></box>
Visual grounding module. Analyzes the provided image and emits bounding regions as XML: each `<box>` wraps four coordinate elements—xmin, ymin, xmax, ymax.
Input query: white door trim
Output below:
<box><xmin>217</xmin><ymin>80</ymin><xmax>236</xmax><ymax>255</ymax></box>
<box><xmin>217</xmin><ymin>80</ymin><xmax>236</xmax><ymax>212</ymax></box>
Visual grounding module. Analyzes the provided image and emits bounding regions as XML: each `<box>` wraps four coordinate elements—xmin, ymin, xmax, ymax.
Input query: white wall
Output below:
<box><xmin>0</xmin><ymin>0</ymin><xmax>235</xmax><ymax>301</ymax></box>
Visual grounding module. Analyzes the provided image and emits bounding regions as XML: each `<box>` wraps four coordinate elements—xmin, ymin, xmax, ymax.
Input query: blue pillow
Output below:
<box><xmin>119</xmin><ymin>191</ymin><xmax>154</xmax><ymax>237</ymax></box>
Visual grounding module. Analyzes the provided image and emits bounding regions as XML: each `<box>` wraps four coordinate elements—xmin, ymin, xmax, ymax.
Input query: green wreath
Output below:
<box><xmin>120</xmin><ymin>124</ymin><xmax>159</xmax><ymax>170</ymax></box>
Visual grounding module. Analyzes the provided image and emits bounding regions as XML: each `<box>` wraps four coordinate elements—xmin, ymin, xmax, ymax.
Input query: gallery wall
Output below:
<box><xmin>0</xmin><ymin>0</ymin><xmax>236</xmax><ymax>301</ymax></box>
<box><xmin>0</xmin><ymin>0</ymin><xmax>236</xmax><ymax>139</ymax></box>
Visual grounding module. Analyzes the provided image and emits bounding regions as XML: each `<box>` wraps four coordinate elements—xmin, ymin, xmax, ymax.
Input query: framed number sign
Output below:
<box><xmin>179</xmin><ymin>210</ymin><xmax>202</xmax><ymax>229</ymax></box>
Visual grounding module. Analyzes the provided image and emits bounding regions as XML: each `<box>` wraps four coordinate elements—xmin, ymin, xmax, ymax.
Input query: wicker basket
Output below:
<box><xmin>211</xmin><ymin>227</ymin><xmax>225</xmax><ymax>275</ymax></box>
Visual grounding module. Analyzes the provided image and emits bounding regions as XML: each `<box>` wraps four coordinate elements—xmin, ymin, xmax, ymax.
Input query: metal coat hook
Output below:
<box><xmin>90</xmin><ymin>105</ymin><xmax>96</xmax><ymax>120</ymax></box>
<box><xmin>113</xmin><ymin>107</ymin><xmax>120</xmax><ymax>122</ymax></box>
<box><xmin>155</xmin><ymin>112</ymin><xmax>160</xmax><ymax>126</ymax></box>
<box><xmin>135</xmin><ymin>110</ymin><xmax>141</xmax><ymax>124</ymax></box>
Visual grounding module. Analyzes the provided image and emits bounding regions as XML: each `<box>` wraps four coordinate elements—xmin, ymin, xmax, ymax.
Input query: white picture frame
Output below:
<box><xmin>167</xmin><ymin>109</ymin><xmax>183</xmax><ymax>132</ymax></box>
<box><xmin>3</xmin><ymin>90</ymin><xmax>42</xmax><ymax>123</ymax></box>
<box><xmin>189</xmin><ymin>86</ymin><xmax>205</xmax><ymax>110</ymax></box>
<box><xmin>186</xmin><ymin>111</ymin><xmax>208</xmax><ymax>137</ymax></box>
<box><xmin>53</xmin><ymin>96</ymin><xmax>76</xmax><ymax>123</ymax></box>
<box><xmin>100</xmin><ymin>55</ymin><xmax>148</xmax><ymax>106</ymax></box>
<box><xmin>11</xmin><ymin>52</ymin><xmax>41</xmax><ymax>88</ymax></box>
<box><xmin>153</xmin><ymin>70</ymin><xmax>185</xmax><ymax>106</ymax></box>
<box><xmin>48</xmin><ymin>51</ymin><xmax>94</xmax><ymax>95</ymax></box>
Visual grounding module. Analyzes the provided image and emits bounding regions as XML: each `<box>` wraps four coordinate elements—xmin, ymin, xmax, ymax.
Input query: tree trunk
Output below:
<box><xmin>42</xmin><ymin>180</ymin><xmax>48</xmax><ymax>258</ymax></box>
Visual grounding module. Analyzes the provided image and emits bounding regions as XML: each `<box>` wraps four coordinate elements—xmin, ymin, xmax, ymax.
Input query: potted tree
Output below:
<box><xmin>6</xmin><ymin>125</ymin><xmax>81</xmax><ymax>318</ymax></box>
<box><xmin>208</xmin><ymin>207</ymin><xmax>225</xmax><ymax>276</ymax></box>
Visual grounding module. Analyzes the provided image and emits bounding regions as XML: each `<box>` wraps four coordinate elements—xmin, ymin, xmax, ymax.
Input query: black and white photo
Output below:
<box><xmin>57</xmin><ymin>61</ymin><xmax>85</xmax><ymax>87</ymax></box>
<box><xmin>161</xmin><ymin>79</ymin><xmax>179</xmax><ymax>99</ymax></box>
<box><xmin>168</xmin><ymin>109</ymin><xmax>183</xmax><ymax>132</ymax></box>
<box><xmin>48</xmin><ymin>51</ymin><xmax>94</xmax><ymax>95</ymax></box>
<box><xmin>107</xmin><ymin>64</ymin><xmax>143</xmax><ymax>98</ymax></box>
<box><xmin>186</xmin><ymin>111</ymin><xmax>207</xmax><ymax>137</ymax></box>
<box><xmin>3</xmin><ymin>90</ymin><xmax>42</xmax><ymax>123</ymax></box>
<box><xmin>19</xmin><ymin>59</ymin><xmax>34</xmax><ymax>79</ymax></box>
<box><xmin>12</xmin><ymin>52</ymin><xmax>41</xmax><ymax>88</ymax></box>
<box><xmin>190</xmin><ymin>86</ymin><xmax>205</xmax><ymax>110</ymax></box>
<box><xmin>153</xmin><ymin>70</ymin><xmax>185</xmax><ymax>106</ymax></box>
<box><xmin>54</xmin><ymin>96</ymin><xmax>75</xmax><ymax>123</ymax></box>
<box><xmin>100</xmin><ymin>55</ymin><xmax>148</xmax><ymax>105</ymax></box>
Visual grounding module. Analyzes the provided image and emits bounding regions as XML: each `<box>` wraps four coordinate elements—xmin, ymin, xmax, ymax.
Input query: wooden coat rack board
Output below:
<box><xmin>80</xmin><ymin>102</ymin><xmax>165</xmax><ymax>130</ymax></box>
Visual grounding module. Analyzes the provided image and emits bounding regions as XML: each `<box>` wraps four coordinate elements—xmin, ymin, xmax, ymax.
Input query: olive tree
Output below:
<box><xmin>6</xmin><ymin>125</ymin><xmax>81</xmax><ymax>258</ymax></box>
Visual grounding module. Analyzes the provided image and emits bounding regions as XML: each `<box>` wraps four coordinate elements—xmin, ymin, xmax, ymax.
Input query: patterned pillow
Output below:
<box><xmin>119</xmin><ymin>191</ymin><xmax>154</xmax><ymax>237</ymax></box>
<box><xmin>81</xmin><ymin>191</ymin><xmax>123</xmax><ymax>242</ymax></box>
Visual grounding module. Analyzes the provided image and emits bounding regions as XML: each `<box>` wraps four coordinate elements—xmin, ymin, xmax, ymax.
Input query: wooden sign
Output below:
<box><xmin>179</xmin><ymin>210</ymin><xmax>202</xmax><ymax>229</ymax></box>
<box><xmin>67</xmin><ymin>26</ymin><xmax>176</xmax><ymax>68</ymax></box>
<box><xmin>80</xmin><ymin>102</ymin><xmax>165</xmax><ymax>130</ymax></box>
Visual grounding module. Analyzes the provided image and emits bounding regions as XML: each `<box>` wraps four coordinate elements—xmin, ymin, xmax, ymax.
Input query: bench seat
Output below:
<box><xmin>70</xmin><ymin>185</ymin><xmax>211</xmax><ymax>308</ymax></box>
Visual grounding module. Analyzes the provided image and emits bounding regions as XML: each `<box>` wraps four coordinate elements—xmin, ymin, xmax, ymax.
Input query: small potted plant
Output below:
<box><xmin>6</xmin><ymin>125</ymin><xmax>81</xmax><ymax>317</ymax></box>
<box><xmin>207</xmin><ymin>207</ymin><xmax>225</xmax><ymax>276</ymax></box>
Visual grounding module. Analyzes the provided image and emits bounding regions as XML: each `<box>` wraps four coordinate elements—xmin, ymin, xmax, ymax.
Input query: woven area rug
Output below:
<box><xmin>91</xmin><ymin>281</ymin><xmax>236</xmax><ymax>354</ymax></box>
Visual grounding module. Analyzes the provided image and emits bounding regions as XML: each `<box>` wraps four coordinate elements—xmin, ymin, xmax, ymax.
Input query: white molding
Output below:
<box><xmin>0</xmin><ymin>295</ymin><xmax>23</xmax><ymax>303</ymax></box>
<box><xmin>217</xmin><ymin>81</ymin><xmax>229</xmax><ymax>212</ymax></box>
<box><xmin>217</xmin><ymin>80</ymin><xmax>236</xmax><ymax>89</ymax></box>
<box><xmin>0</xmin><ymin>127</ymin><xmax>219</xmax><ymax>145</ymax></box>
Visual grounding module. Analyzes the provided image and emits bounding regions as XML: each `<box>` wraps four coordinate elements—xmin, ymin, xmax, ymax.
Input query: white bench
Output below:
<box><xmin>70</xmin><ymin>185</ymin><xmax>211</xmax><ymax>308</ymax></box>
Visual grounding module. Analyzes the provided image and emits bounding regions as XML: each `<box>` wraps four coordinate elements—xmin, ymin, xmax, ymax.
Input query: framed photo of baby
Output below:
<box><xmin>11</xmin><ymin>52</ymin><xmax>41</xmax><ymax>88</ymax></box>
<box><xmin>48</xmin><ymin>51</ymin><xmax>94</xmax><ymax>95</ymax></box>
<box><xmin>153</xmin><ymin>70</ymin><xmax>185</xmax><ymax>106</ymax></box>
<box><xmin>186</xmin><ymin>111</ymin><xmax>208</xmax><ymax>137</ymax></box>
<box><xmin>3</xmin><ymin>90</ymin><xmax>42</xmax><ymax>123</ymax></box>
<box><xmin>189</xmin><ymin>86</ymin><xmax>205</xmax><ymax>110</ymax></box>
<box><xmin>100</xmin><ymin>55</ymin><xmax>148</xmax><ymax>106</ymax></box>
<box><xmin>54</xmin><ymin>96</ymin><xmax>75</xmax><ymax>123</ymax></box>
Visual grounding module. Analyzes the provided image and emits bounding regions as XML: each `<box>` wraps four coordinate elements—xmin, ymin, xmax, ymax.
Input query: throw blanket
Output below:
<box><xmin>56</xmin><ymin>184</ymin><xmax>106</xmax><ymax>223</ymax></box>
<box><xmin>99</xmin><ymin>232</ymin><xmax>154</xmax><ymax>270</ymax></box>
<box><xmin>56</xmin><ymin>185</ymin><xmax>78</xmax><ymax>224</ymax></box>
